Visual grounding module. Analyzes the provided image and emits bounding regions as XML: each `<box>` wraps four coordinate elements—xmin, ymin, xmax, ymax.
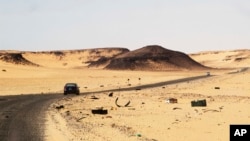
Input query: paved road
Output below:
<box><xmin>0</xmin><ymin>94</ymin><xmax>61</xmax><ymax>141</ymax></box>
<box><xmin>82</xmin><ymin>74</ymin><xmax>213</xmax><ymax>94</ymax></box>
<box><xmin>0</xmin><ymin>74</ymin><xmax>212</xmax><ymax>141</ymax></box>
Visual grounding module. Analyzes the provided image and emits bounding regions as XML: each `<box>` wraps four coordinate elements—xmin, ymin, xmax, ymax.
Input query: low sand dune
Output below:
<box><xmin>190</xmin><ymin>49</ymin><xmax>250</xmax><ymax>68</ymax></box>
<box><xmin>0</xmin><ymin>53</ymin><xmax>39</xmax><ymax>66</ymax></box>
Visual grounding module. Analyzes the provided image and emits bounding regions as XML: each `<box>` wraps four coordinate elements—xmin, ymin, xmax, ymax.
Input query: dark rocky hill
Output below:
<box><xmin>104</xmin><ymin>45</ymin><xmax>208</xmax><ymax>70</ymax></box>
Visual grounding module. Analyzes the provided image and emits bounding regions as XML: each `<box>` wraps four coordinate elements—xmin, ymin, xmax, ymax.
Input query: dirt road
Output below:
<box><xmin>0</xmin><ymin>94</ymin><xmax>61</xmax><ymax>141</ymax></box>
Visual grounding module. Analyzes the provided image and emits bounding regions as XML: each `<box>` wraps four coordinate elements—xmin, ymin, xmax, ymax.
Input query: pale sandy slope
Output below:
<box><xmin>190</xmin><ymin>49</ymin><xmax>250</xmax><ymax>68</ymax></box>
<box><xmin>1</xmin><ymin>49</ymin><xmax>250</xmax><ymax>141</ymax></box>
<box><xmin>22</xmin><ymin>48</ymin><xmax>127</xmax><ymax>68</ymax></box>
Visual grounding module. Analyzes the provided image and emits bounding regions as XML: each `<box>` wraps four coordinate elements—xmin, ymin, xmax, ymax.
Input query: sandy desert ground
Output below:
<box><xmin>0</xmin><ymin>48</ymin><xmax>250</xmax><ymax>141</ymax></box>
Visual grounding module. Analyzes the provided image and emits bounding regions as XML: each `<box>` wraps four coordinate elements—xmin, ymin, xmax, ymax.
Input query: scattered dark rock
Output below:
<box><xmin>166</xmin><ymin>98</ymin><xmax>178</xmax><ymax>104</ymax></box>
<box><xmin>91</xmin><ymin>109</ymin><xmax>108</xmax><ymax>115</ymax></box>
<box><xmin>76</xmin><ymin>117</ymin><xmax>86</xmax><ymax>122</ymax></box>
<box><xmin>173</xmin><ymin>107</ymin><xmax>182</xmax><ymax>110</ymax></box>
<box><xmin>191</xmin><ymin>99</ymin><xmax>207</xmax><ymax>107</ymax></box>
<box><xmin>66</xmin><ymin>111</ymin><xmax>70</xmax><ymax>116</ymax></box>
<box><xmin>235</xmin><ymin>57</ymin><xmax>246</xmax><ymax>61</ymax></box>
<box><xmin>219</xmin><ymin>106</ymin><xmax>224</xmax><ymax>112</ymax></box>
<box><xmin>108</xmin><ymin>92</ymin><xmax>113</xmax><ymax>97</ymax></box>
<box><xmin>55</xmin><ymin>105</ymin><xmax>64</xmax><ymax>110</ymax></box>
<box><xmin>90</xmin><ymin>95</ymin><xmax>99</xmax><ymax>100</ymax></box>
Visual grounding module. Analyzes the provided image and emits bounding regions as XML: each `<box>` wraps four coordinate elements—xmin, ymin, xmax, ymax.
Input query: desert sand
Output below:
<box><xmin>0</xmin><ymin>48</ymin><xmax>250</xmax><ymax>141</ymax></box>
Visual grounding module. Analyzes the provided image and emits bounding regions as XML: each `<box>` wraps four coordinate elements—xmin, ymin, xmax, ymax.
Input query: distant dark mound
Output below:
<box><xmin>0</xmin><ymin>53</ymin><xmax>39</xmax><ymax>66</ymax></box>
<box><xmin>105</xmin><ymin>45</ymin><xmax>208</xmax><ymax>70</ymax></box>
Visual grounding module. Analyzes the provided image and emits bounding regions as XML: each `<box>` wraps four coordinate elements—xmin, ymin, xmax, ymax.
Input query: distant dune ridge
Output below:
<box><xmin>190</xmin><ymin>49</ymin><xmax>250</xmax><ymax>68</ymax></box>
<box><xmin>0</xmin><ymin>46</ymin><xmax>209</xmax><ymax>70</ymax></box>
<box><xmin>0</xmin><ymin>48</ymin><xmax>129</xmax><ymax>68</ymax></box>
<box><xmin>1</xmin><ymin>45</ymin><xmax>249</xmax><ymax>70</ymax></box>
<box><xmin>104</xmin><ymin>45</ymin><xmax>208</xmax><ymax>70</ymax></box>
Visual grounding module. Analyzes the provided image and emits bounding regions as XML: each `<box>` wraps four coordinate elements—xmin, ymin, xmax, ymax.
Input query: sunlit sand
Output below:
<box><xmin>1</xmin><ymin>47</ymin><xmax>249</xmax><ymax>141</ymax></box>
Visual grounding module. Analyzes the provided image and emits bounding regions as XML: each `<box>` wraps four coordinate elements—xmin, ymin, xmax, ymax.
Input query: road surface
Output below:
<box><xmin>0</xmin><ymin>94</ymin><xmax>61</xmax><ymax>141</ymax></box>
<box><xmin>82</xmin><ymin>74</ymin><xmax>213</xmax><ymax>94</ymax></box>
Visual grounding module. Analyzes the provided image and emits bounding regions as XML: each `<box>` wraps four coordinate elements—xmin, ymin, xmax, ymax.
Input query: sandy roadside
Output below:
<box><xmin>44</xmin><ymin>69</ymin><xmax>250</xmax><ymax>141</ymax></box>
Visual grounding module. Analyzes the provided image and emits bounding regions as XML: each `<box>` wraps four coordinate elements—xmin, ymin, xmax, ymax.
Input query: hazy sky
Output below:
<box><xmin>0</xmin><ymin>0</ymin><xmax>250</xmax><ymax>53</ymax></box>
